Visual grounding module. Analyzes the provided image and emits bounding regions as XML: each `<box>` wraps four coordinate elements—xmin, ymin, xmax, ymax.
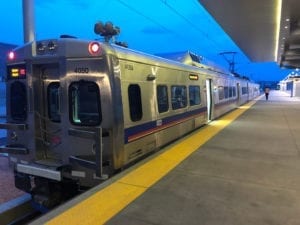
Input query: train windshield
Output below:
<box><xmin>69</xmin><ymin>81</ymin><xmax>101</xmax><ymax>126</ymax></box>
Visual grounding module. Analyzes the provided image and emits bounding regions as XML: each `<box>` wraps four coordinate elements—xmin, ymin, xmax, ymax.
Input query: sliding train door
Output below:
<box><xmin>236</xmin><ymin>82</ymin><xmax>241</xmax><ymax>105</ymax></box>
<box><xmin>32</xmin><ymin>63</ymin><xmax>62</xmax><ymax>163</ymax></box>
<box><xmin>206</xmin><ymin>79</ymin><xmax>213</xmax><ymax>121</ymax></box>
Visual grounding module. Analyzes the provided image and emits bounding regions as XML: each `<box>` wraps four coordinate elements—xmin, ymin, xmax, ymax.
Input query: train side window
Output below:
<box><xmin>128</xmin><ymin>84</ymin><xmax>143</xmax><ymax>121</ymax></box>
<box><xmin>218</xmin><ymin>86</ymin><xmax>224</xmax><ymax>100</ymax></box>
<box><xmin>157</xmin><ymin>85</ymin><xmax>169</xmax><ymax>113</ymax></box>
<box><xmin>171</xmin><ymin>86</ymin><xmax>187</xmax><ymax>110</ymax></box>
<box><xmin>48</xmin><ymin>82</ymin><xmax>61</xmax><ymax>122</ymax></box>
<box><xmin>10</xmin><ymin>81</ymin><xmax>27</xmax><ymax>121</ymax></box>
<box><xmin>242</xmin><ymin>87</ymin><xmax>248</xmax><ymax>95</ymax></box>
<box><xmin>189</xmin><ymin>85</ymin><xmax>201</xmax><ymax>106</ymax></box>
<box><xmin>228</xmin><ymin>86</ymin><xmax>236</xmax><ymax>98</ymax></box>
<box><xmin>232</xmin><ymin>86</ymin><xmax>236</xmax><ymax>97</ymax></box>
<box><xmin>224</xmin><ymin>86</ymin><xmax>229</xmax><ymax>99</ymax></box>
<box><xmin>229</xmin><ymin>86</ymin><xmax>233</xmax><ymax>98</ymax></box>
<box><xmin>69</xmin><ymin>81</ymin><xmax>101</xmax><ymax>126</ymax></box>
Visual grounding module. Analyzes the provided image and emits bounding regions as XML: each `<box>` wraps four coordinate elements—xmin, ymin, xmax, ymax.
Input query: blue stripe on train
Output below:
<box><xmin>124</xmin><ymin>107</ymin><xmax>207</xmax><ymax>144</ymax></box>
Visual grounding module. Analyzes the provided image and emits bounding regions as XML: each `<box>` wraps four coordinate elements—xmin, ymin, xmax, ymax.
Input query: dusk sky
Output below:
<box><xmin>0</xmin><ymin>0</ymin><xmax>294</xmax><ymax>81</ymax></box>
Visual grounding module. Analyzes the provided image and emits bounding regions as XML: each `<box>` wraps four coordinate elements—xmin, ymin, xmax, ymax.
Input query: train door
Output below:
<box><xmin>247</xmin><ymin>82</ymin><xmax>250</xmax><ymax>101</ymax></box>
<box><xmin>31</xmin><ymin>62</ymin><xmax>109</xmax><ymax>179</ymax></box>
<box><xmin>32</xmin><ymin>63</ymin><xmax>62</xmax><ymax>163</ymax></box>
<box><xmin>64</xmin><ymin>59</ymin><xmax>114</xmax><ymax>181</ymax></box>
<box><xmin>236</xmin><ymin>82</ymin><xmax>241</xmax><ymax>105</ymax></box>
<box><xmin>206</xmin><ymin>79</ymin><xmax>213</xmax><ymax>121</ymax></box>
<box><xmin>66</xmin><ymin>78</ymin><xmax>113</xmax><ymax>181</ymax></box>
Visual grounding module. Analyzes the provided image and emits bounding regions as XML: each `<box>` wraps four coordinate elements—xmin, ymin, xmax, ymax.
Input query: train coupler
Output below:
<box><xmin>30</xmin><ymin>177</ymin><xmax>79</xmax><ymax>212</ymax></box>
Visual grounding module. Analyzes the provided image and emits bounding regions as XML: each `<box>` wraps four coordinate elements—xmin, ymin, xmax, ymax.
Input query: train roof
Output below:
<box><xmin>10</xmin><ymin>38</ymin><xmax>207</xmax><ymax>75</ymax></box>
<box><xmin>155</xmin><ymin>51</ymin><xmax>230</xmax><ymax>74</ymax></box>
<box><xmin>9</xmin><ymin>38</ymin><xmax>255</xmax><ymax>82</ymax></box>
<box><xmin>107</xmin><ymin>42</ymin><xmax>212</xmax><ymax>74</ymax></box>
<box><xmin>107</xmin><ymin>42</ymin><xmax>237</xmax><ymax>78</ymax></box>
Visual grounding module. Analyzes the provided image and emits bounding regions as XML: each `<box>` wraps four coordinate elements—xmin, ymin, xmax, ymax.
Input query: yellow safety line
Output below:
<box><xmin>46</xmin><ymin>100</ymin><xmax>257</xmax><ymax>225</ymax></box>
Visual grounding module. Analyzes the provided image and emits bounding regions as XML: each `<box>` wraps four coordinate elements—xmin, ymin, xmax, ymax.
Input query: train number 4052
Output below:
<box><xmin>74</xmin><ymin>67</ymin><xmax>89</xmax><ymax>73</ymax></box>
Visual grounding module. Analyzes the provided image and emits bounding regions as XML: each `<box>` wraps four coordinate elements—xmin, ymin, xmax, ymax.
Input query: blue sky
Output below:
<box><xmin>0</xmin><ymin>0</ymin><xmax>293</xmax><ymax>81</ymax></box>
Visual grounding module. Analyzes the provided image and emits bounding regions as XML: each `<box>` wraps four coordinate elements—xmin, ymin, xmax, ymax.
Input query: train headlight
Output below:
<box><xmin>88</xmin><ymin>42</ymin><xmax>101</xmax><ymax>55</ymax></box>
<box><xmin>8</xmin><ymin>51</ymin><xmax>15</xmax><ymax>60</ymax></box>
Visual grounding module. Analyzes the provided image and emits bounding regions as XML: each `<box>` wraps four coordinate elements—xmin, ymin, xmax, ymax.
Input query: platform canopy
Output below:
<box><xmin>198</xmin><ymin>0</ymin><xmax>300</xmax><ymax>69</ymax></box>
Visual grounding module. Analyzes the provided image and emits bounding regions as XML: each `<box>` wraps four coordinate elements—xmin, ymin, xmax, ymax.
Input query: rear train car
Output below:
<box><xmin>0</xmin><ymin>38</ymin><xmax>259</xmax><ymax>208</ymax></box>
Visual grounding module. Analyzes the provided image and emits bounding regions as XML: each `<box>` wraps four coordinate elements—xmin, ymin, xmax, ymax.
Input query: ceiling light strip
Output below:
<box><xmin>275</xmin><ymin>0</ymin><xmax>283</xmax><ymax>61</ymax></box>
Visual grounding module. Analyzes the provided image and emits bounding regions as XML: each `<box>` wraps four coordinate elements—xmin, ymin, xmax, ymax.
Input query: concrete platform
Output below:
<box><xmin>106</xmin><ymin>91</ymin><xmax>300</xmax><ymax>225</ymax></box>
<box><xmin>31</xmin><ymin>91</ymin><xmax>300</xmax><ymax>225</ymax></box>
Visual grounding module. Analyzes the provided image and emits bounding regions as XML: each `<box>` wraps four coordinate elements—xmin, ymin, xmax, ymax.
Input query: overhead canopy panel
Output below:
<box><xmin>198</xmin><ymin>0</ymin><xmax>278</xmax><ymax>62</ymax></box>
<box><xmin>198</xmin><ymin>0</ymin><xmax>300</xmax><ymax>69</ymax></box>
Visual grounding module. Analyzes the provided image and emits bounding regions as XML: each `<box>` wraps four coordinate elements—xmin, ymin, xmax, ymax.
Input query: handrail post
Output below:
<box><xmin>95</xmin><ymin>127</ymin><xmax>107</xmax><ymax>179</ymax></box>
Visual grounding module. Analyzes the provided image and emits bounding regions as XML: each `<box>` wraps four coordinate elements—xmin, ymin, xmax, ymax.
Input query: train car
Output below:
<box><xmin>0</xmin><ymin>37</ymin><xmax>259</xmax><ymax>209</ymax></box>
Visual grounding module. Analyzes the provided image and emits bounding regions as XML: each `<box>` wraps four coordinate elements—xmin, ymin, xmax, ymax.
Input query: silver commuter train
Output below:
<box><xmin>0</xmin><ymin>38</ymin><xmax>260</xmax><ymax>208</ymax></box>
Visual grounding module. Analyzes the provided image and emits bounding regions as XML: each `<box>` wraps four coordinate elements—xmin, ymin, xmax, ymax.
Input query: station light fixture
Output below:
<box><xmin>274</xmin><ymin>0</ymin><xmax>283</xmax><ymax>61</ymax></box>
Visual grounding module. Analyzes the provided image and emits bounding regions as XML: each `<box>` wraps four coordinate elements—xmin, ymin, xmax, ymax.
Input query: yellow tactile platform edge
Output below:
<box><xmin>46</xmin><ymin>99</ymin><xmax>257</xmax><ymax>225</ymax></box>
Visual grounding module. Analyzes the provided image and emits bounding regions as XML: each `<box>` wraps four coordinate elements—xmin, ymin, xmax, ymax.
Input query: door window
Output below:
<box><xmin>69</xmin><ymin>81</ymin><xmax>101</xmax><ymax>126</ymax></box>
<box><xmin>48</xmin><ymin>82</ymin><xmax>61</xmax><ymax>122</ymax></box>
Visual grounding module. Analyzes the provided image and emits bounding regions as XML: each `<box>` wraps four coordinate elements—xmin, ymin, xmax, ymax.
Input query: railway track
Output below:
<box><xmin>0</xmin><ymin>196</ymin><xmax>40</xmax><ymax>225</ymax></box>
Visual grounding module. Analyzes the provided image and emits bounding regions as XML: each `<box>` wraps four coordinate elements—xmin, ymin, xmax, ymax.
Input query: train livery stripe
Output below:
<box><xmin>125</xmin><ymin>107</ymin><xmax>207</xmax><ymax>143</ymax></box>
<box><xmin>124</xmin><ymin>96</ymin><xmax>245</xmax><ymax>143</ymax></box>
<box><xmin>43</xmin><ymin>99</ymin><xmax>258</xmax><ymax>225</ymax></box>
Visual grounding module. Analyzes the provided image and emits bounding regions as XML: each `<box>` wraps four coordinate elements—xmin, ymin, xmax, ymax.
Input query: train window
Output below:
<box><xmin>229</xmin><ymin>87</ymin><xmax>232</xmax><ymax>98</ymax></box>
<box><xmin>224</xmin><ymin>86</ymin><xmax>229</xmax><ymax>99</ymax></box>
<box><xmin>232</xmin><ymin>86</ymin><xmax>236</xmax><ymax>97</ymax></box>
<box><xmin>10</xmin><ymin>81</ymin><xmax>27</xmax><ymax>121</ymax></box>
<box><xmin>128</xmin><ymin>84</ymin><xmax>143</xmax><ymax>121</ymax></box>
<box><xmin>69</xmin><ymin>81</ymin><xmax>101</xmax><ymax>126</ymax></box>
<box><xmin>189</xmin><ymin>86</ymin><xmax>201</xmax><ymax>106</ymax></box>
<box><xmin>157</xmin><ymin>85</ymin><xmax>169</xmax><ymax>113</ymax></box>
<box><xmin>48</xmin><ymin>82</ymin><xmax>61</xmax><ymax>122</ymax></box>
<box><xmin>228</xmin><ymin>86</ymin><xmax>234</xmax><ymax>98</ymax></box>
<box><xmin>242</xmin><ymin>87</ymin><xmax>248</xmax><ymax>95</ymax></box>
<box><xmin>228</xmin><ymin>86</ymin><xmax>237</xmax><ymax>98</ymax></box>
<box><xmin>218</xmin><ymin>86</ymin><xmax>224</xmax><ymax>100</ymax></box>
<box><xmin>171</xmin><ymin>86</ymin><xmax>187</xmax><ymax>110</ymax></box>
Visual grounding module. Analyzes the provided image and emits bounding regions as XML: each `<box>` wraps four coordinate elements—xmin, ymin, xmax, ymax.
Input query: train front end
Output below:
<box><xmin>0</xmin><ymin>39</ymin><xmax>121</xmax><ymax>209</ymax></box>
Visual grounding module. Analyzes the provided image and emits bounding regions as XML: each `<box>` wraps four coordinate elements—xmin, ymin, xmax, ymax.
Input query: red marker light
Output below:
<box><xmin>19</xmin><ymin>68</ymin><xmax>26</xmax><ymax>76</ymax></box>
<box><xmin>51</xmin><ymin>135</ymin><xmax>61</xmax><ymax>145</ymax></box>
<box><xmin>8</xmin><ymin>51</ymin><xmax>15</xmax><ymax>60</ymax></box>
<box><xmin>88</xmin><ymin>42</ymin><xmax>101</xmax><ymax>54</ymax></box>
